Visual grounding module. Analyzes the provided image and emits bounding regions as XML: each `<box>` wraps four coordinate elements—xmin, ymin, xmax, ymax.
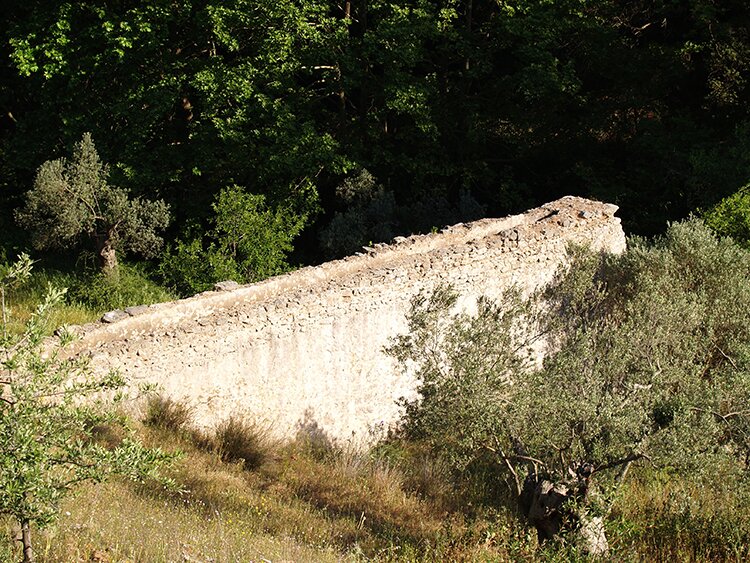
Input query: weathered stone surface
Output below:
<box><xmin>125</xmin><ymin>305</ymin><xmax>149</xmax><ymax>317</ymax></box>
<box><xmin>101</xmin><ymin>310</ymin><xmax>128</xmax><ymax>323</ymax></box>
<box><xmin>213</xmin><ymin>280</ymin><xmax>240</xmax><ymax>292</ymax></box>
<box><xmin>67</xmin><ymin>196</ymin><xmax>626</xmax><ymax>443</ymax></box>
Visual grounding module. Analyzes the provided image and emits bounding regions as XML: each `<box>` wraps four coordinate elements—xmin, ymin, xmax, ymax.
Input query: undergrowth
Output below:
<box><xmin>2</xmin><ymin>260</ymin><xmax>176</xmax><ymax>336</ymax></box>
<box><xmin>3</xmin><ymin>396</ymin><xmax>749</xmax><ymax>562</ymax></box>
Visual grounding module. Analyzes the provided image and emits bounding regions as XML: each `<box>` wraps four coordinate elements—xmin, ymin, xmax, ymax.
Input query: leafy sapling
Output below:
<box><xmin>0</xmin><ymin>254</ymin><xmax>177</xmax><ymax>563</ymax></box>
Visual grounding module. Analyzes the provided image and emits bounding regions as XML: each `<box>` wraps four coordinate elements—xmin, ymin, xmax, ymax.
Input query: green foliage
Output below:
<box><xmin>703</xmin><ymin>183</ymin><xmax>750</xmax><ymax>248</ymax></box>
<box><xmin>520</xmin><ymin>224</ymin><xmax>750</xmax><ymax>484</ymax></box>
<box><xmin>3</xmin><ymin>0</ymin><xmax>348</xmax><ymax>242</ymax></box>
<box><xmin>0</xmin><ymin>266</ymin><xmax>94</xmax><ymax>338</ymax></box>
<box><xmin>388</xmin><ymin>285</ymin><xmax>535</xmax><ymax>476</ymax></box>
<box><xmin>319</xmin><ymin>169</ymin><xmax>485</xmax><ymax>259</ymax></box>
<box><xmin>160</xmin><ymin>185</ymin><xmax>307</xmax><ymax>295</ymax></box>
<box><xmin>158</xmin><ymin>235</ymin><xmax>215</xmax><ymax>296</ymax></box>
<box><xmin>65</xmin><ymin>262</ymin><xmax>176</xmax><ymax>312</ymax></box>
<box><xmin>392</xmin><ymin>220</ymin><xmax>750</xmax><ymax>504</ymax></box>
<box><xmin>319</xmin><ymin>169</ymin><xmax>397</xmax><ymax>258</ymax></box>
<box><xmin>0</xmin><ymin>254</ymin><xmax>177</xmax><ymax>561</ymax></box>
<box><xmin>211</xmin><ymin>184</ymin><xmax>308</xmax><ymax>281</ymax></box>
<box><xmin>15</xmin><ymin>133</ymin><xmax>170</xmax><ymax>273</ymax></box>
<box><xmin>4</xmin><ymin>0</ymin><xmax>750</xmax><ymax>258</ymax></box>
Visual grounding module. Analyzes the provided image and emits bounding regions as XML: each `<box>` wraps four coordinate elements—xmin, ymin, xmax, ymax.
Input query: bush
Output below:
<box><xmin>703</xmin><ymin>183</ymin><xmax>750</xmax><ymax>248</ymax></box>
<box><xmin>67</xmin><ymin>261</ymin><xmax>175</xmax><ymax>311</ymax></box>
<box><xmin>213</xmin><ymin>416</ymin><xmax>276</xmax><ymax>470</ymax></box>
<box><xmin>143</xmin><ymin>395</ymin><xmax>194</xmax><ymax>433</ymax></box>
<box><xmin>160</xmin><ymin>185</ymin><xmax>309</xmax><ymax>296</ymax></box>
<box><xmin>318</xmin><ymin>168</ymin><xmax>486</xmax><ymax>260</ymax></box>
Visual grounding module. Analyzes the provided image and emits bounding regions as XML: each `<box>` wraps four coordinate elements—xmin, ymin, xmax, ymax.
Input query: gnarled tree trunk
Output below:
<box><xmin>95</xmin><ymin>231</ymin><xmax>118</xmax><ymax>278</ymax></box>
<box><xmin>519</xmin><ymin>470</ymin><xmax>609</xmax><ymax>557</ymax></box>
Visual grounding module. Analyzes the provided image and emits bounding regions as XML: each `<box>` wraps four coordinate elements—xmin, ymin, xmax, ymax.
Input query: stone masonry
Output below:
<box><xmin>68</xmin><ymin>196</ymin><xmax>626</xmax><ymax>444</ymax></box>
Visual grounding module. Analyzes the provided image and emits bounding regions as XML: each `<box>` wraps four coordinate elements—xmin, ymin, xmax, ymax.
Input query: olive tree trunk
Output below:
<box><xmin>519</xmin><ymin>472</ymin><xmax>609</xmax><ymax>557</ymax></box>
<box><xmin>20</xmin><ymin>519</ymin><xmax>34</xmax><ymax>563</ymax></box>
<box><xmin>95</xmin><ymin>232</ymin><xmax>119</xmax><ymax>278</ymax></box>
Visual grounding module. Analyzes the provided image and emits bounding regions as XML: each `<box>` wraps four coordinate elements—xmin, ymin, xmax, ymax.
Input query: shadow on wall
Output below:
<box><xmin>295</xmin><ymin>409</ymin><xmax>339</xmax><ymax>458</ymax></box>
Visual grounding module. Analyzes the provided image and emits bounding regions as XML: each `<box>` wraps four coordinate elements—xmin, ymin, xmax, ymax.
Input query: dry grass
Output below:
<box><xmin>28</xmin><ymin>480</ymin><xmax>344</xmax><ymax>563</ymax></box>
<box><xmin>4</xmin><ymin>403</ymin><xmax>750</xmax><ymax>562</ymax></box>
<box><xmin>212</xmin><ymin>416</ymin><xmax>278</xmax><ymax>470</ymax></box>
<box><xmin>143</xmin><ymin>395</ymin><xmax>194</xmax><ymax>434</ymax></box>
<box><xmin>608</xmin><ymin>471</ymin><xmax>750</xmax><ymax>562</ymax></box>
<box><xmin>1</xmin><ymin>411</ymin><xmax>535</xmax><ymax>562</ymax></box>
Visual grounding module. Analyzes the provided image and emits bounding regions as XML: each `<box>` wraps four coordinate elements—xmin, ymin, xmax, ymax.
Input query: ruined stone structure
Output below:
<box><xmin>70</xmin><ymin>196</ymin><xmax>626</xmax><ymax>444</ymax></box>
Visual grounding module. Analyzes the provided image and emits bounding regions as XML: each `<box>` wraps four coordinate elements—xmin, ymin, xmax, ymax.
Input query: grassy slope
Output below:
<box><xmin>3</xmin><ymin>408</ymin><xmax>750</xmax><ymax>562</ymax></box>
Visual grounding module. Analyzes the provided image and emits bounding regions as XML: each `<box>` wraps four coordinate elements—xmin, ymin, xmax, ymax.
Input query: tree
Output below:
<box><xmin>4</xmin><ymin>0</ymin><xmax>750</xmax><ymax>260</ymax></box>
<box><xmin>160</xmin><ymin>184</ymin><xmax>307</xmax><ymax>295</ymax></box>
<box><xmin>703</xmin><ymin>182</ymin><xmax>750</xmax><ymax>248</ymax></box>
<box><xmin>0</xmin><ymin>254</ymin><xmax>176</xmax><ymax>563</ymax></box>
<box><xmin>390</xmin><ymin>220</ymin><xmax>750</xmax><ymax>554</ymax></box>
<box><xmin>15</xmin><ymin>133</ymin><xmax>170</xmax><ymax>276</ymax></box>
<box><xmin>3</xmin><ymin>0</ymin><xmax>348</xmax><ymax>235</ymax></box>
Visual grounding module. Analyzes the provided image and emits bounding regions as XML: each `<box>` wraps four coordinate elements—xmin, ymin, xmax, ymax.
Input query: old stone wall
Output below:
<box><xmin>71</xmin><ymin>196</ymin><xmax>626</xmax><ymax>444</ymax></box>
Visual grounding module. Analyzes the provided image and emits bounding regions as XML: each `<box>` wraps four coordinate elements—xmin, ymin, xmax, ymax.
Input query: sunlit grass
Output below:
<box><xmin>3</xmin><ymin>400</ymin><xmax>750</xmax><ymax>562</ymax></box>
<box><xmin>34</xmin><ymin>481</ymin><xmax>345</xmax><ymax>563</ymax></box>
<box><xmin>3</xmin><ymin>269</ymin><xmax>98</xmax><ymax>335</ymax></box>
<box><xmin>609</xmin><ymin>470</ymin><xmax>750</xmax><ymax>562</ymax></box>
<box><xmin>3</xmin><ymin>262</ymin><xmax>176</xmax><ymax>337</ymax></box>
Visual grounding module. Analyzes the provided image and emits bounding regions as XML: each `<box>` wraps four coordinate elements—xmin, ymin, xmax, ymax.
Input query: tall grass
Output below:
<box><xmin>3</xmin><ymin>261</ymin><xmax>176</xmax><ymax>336</ymax></box>
<box><xmin>213</xmin><ymin>416</ymin><xmax>277</xmax><ymax>470</ymax></box>
<box><xmin>609</xmin><ymin>471</ymin><xmax>750</xmax><ymax>561</ymax></box>
<box><xmin>3</xmin><ymin>268</ymin><xmax>94</xmax><ymax>335</ymax></box>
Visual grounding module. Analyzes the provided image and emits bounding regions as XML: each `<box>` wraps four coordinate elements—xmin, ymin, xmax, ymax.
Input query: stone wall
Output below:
<box><xmin>70</xmin><ymin>196</ymin><xmax>626</xmax><ymax>444</ymax></box>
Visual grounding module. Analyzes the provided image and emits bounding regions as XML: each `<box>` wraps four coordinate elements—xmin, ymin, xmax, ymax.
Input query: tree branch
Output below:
<box><xmin>593</xmin><ymin>452</ymin><xmax>650</xmax><ymax>474</ymax></box>
<box><xmin>715</xmin><ymin>345</ymin><xmax>738</xmax><ymax>370</ymax></box>
<box><xmin>483</xmin><ymin>442</ymin><xmax>548</xmax><ymax>473</ymax></box>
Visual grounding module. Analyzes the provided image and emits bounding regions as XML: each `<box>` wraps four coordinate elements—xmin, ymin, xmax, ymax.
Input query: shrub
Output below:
<box><xmin>160</xmin><ymin>185</ymin><xmax>309</xmax><ymax>296</ymax></box>
<box><xmin>67</xmin><ymin>261</ymin><xmax>175</xmax><ymax>311</ymax></box>
<box><xmin>213</xmin><ymin>416</ymin><xmax>276</xmax><ymax>470</ymax></box>
<box><xmin>703</xmin><ymin>183</ymin><xmax>750</xmax><ymax>248</ymax></box>
<box><xmin>318</xmin><ymin>168</ymin><xmax>486</xmax><ymax>260</ymax></box>
<box><xmin>143</xmin><ymin>395</ymin><xmax>194</xmax><ymax>433</ymax></box>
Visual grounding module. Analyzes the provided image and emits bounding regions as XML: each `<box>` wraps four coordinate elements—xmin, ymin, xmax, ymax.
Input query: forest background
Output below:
<box><xmin>2</xmin><ymin>0</ymin><xmax>750</xmax><ymax>295</ymax></box>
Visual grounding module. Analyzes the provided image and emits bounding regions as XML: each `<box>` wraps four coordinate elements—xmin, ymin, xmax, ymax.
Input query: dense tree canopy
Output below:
<box><xmin>1</xmin><ymin>0</ymin><xmax>749</xmax><ymax>277</ymax></box>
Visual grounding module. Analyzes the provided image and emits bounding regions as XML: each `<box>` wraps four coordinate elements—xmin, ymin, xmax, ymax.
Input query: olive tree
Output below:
<box><xmin>16</xmin><ymin>133</ymin><xmax>170</xmax><ymax>276</ymax></box>
<box><xmin>390</xmin><ymin>220</ymin><xmax>750</xmax><ymax>555</ymax></box>
<box><xmin>0</xmin><ymin>254</ymin><xmax>176</xmax><ymax>562</ymax></box>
